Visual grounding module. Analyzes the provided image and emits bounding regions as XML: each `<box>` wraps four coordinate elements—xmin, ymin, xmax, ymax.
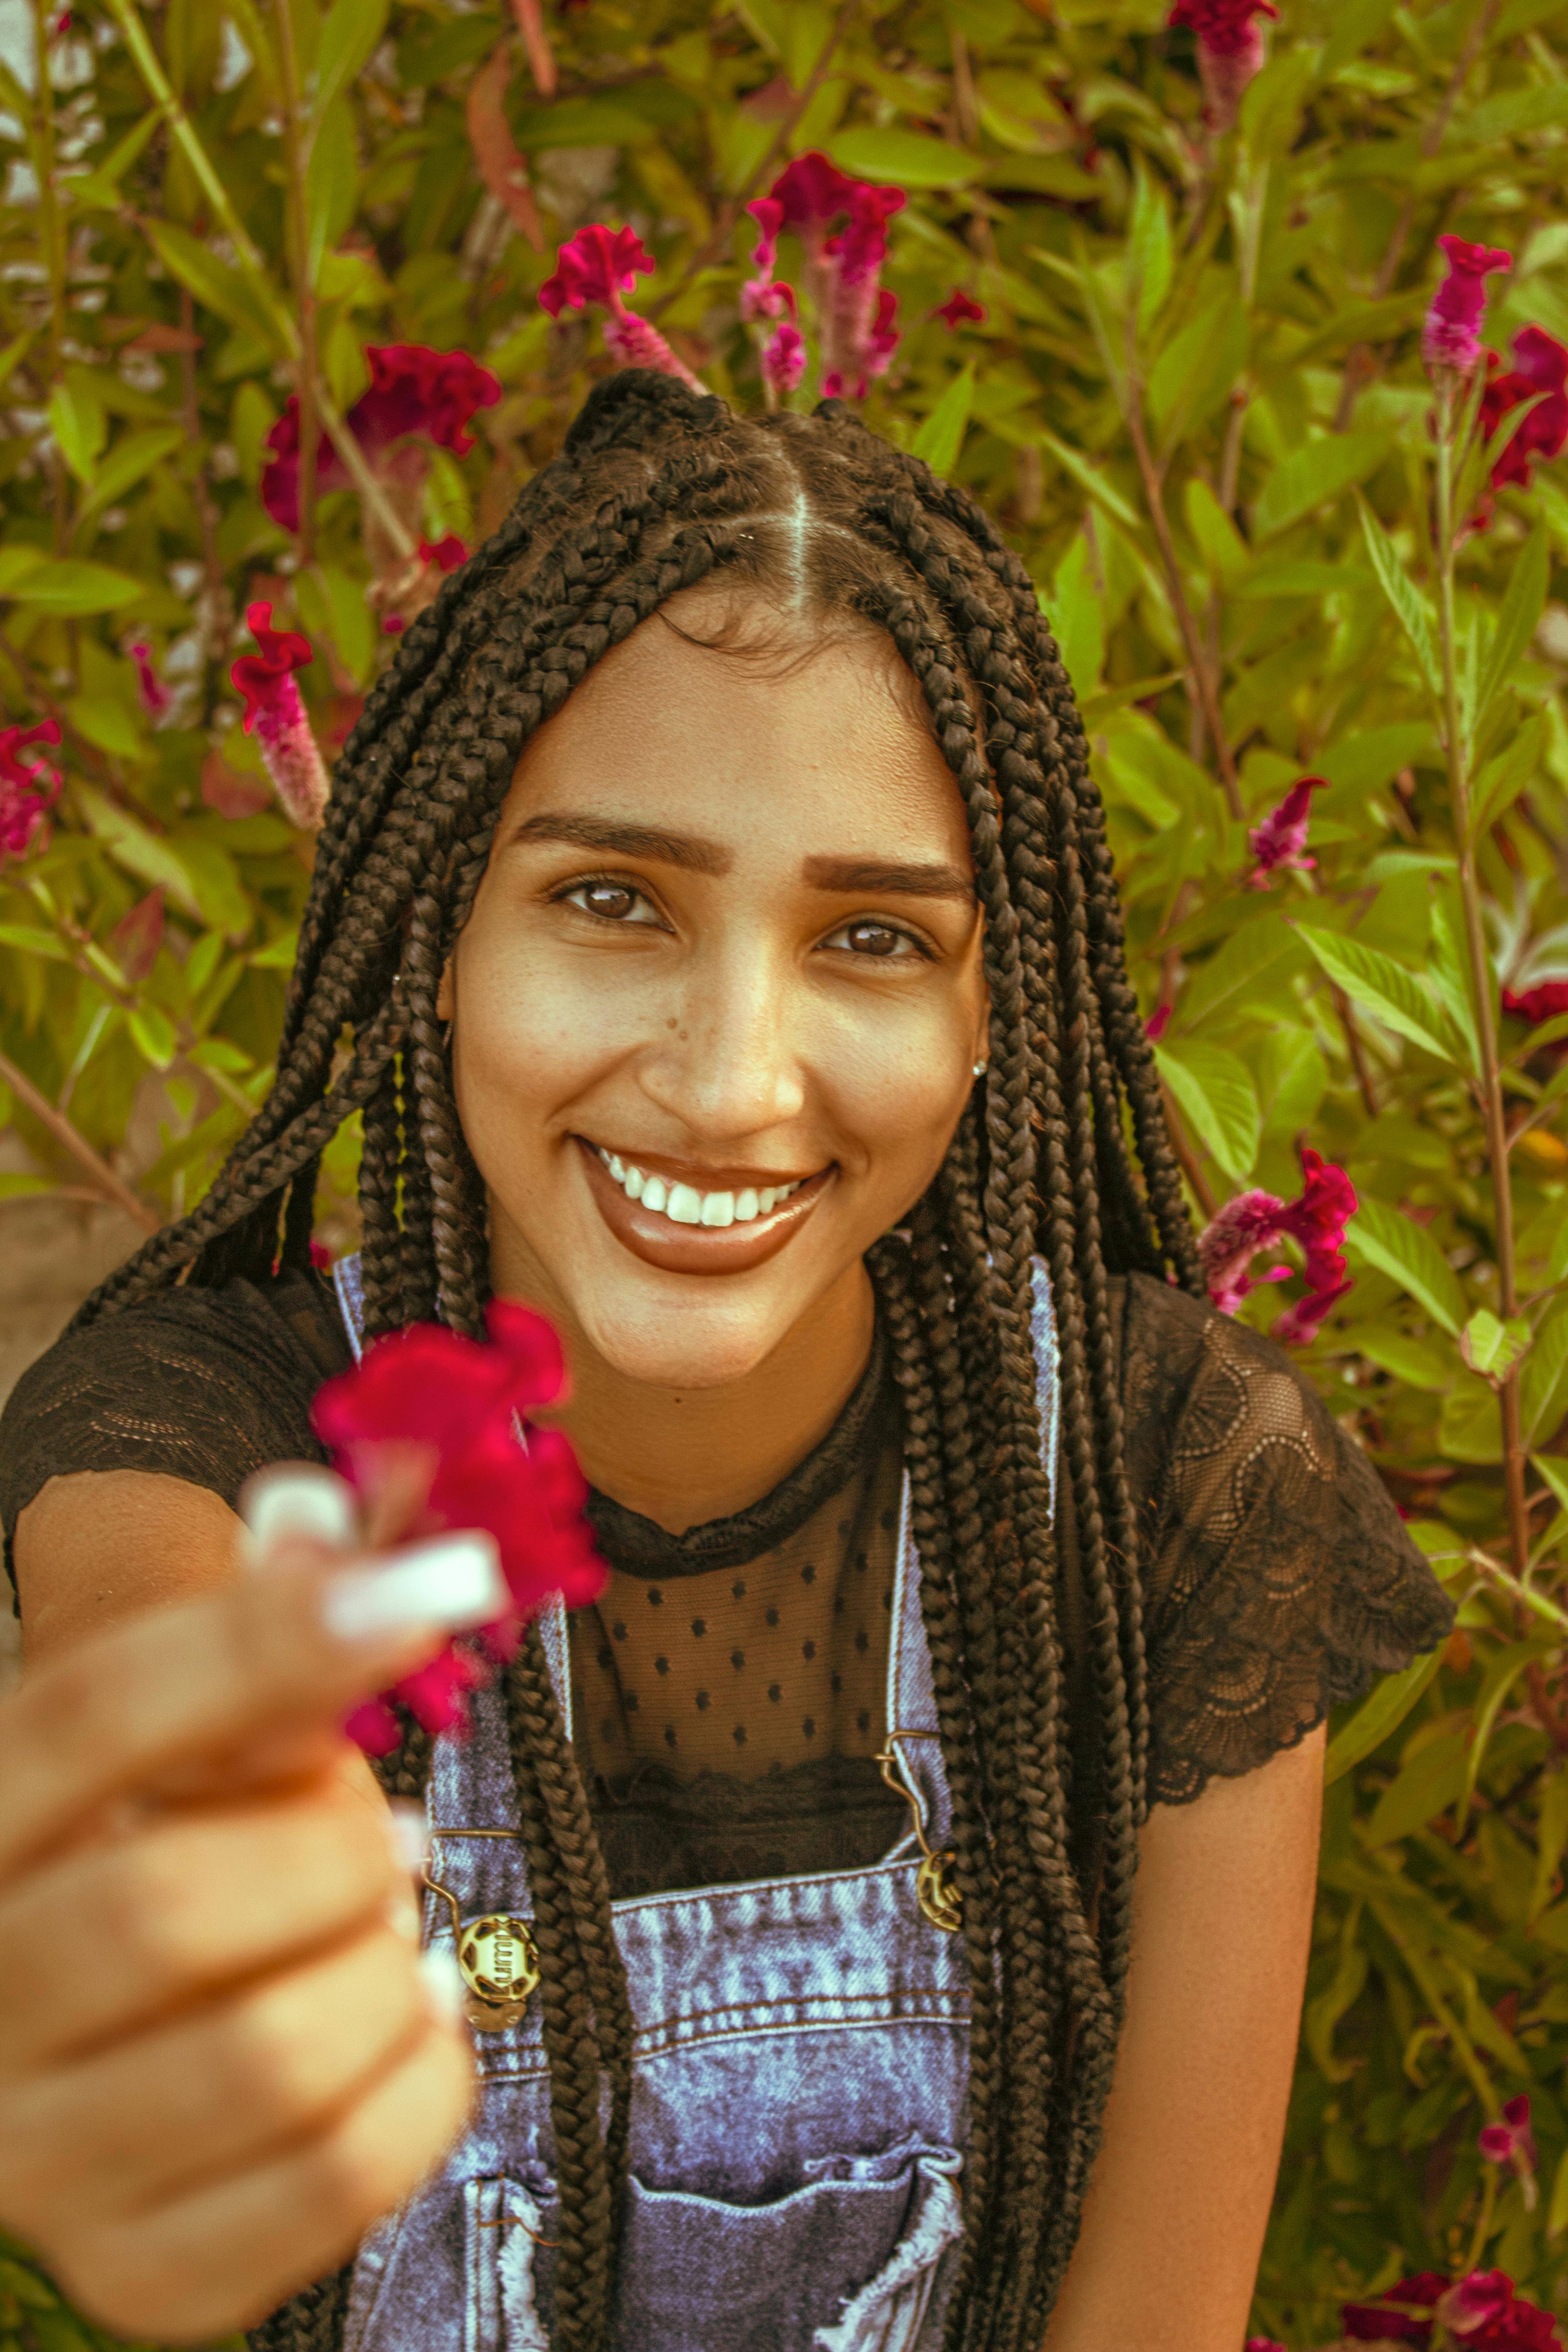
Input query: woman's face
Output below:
<box><xmin>442</xmin><ymin>589</ymin><xmax>988</xmax><ymax>1392</ymax></box>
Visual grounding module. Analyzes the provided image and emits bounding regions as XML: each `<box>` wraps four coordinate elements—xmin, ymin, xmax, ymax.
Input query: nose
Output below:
<box><xmin>637</xmin><ymin>936</ymin><xmax>807</xmax><ymax>1142</ymax></box>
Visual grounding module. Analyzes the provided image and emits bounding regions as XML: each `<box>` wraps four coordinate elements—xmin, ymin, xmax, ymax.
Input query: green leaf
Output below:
<box><xmin>1253</xmin><ymin>430</ymin><xmax>1392</xmax><ymax>541</ymax></box>
<box><xmin>1324</xmin><ymin>1646</ymin><xmax>1444</xmax><ymax>1784</ymax></box>
<box><xmin>1357</xmin><ymin>1325</ymin><xmax>1453</xmax><ymax>1391</ymax></box>
<box><xmin>127</xmin><ymin>1004</ymin><xmax>177</xmax><ymax>1069</ymax></box>
<box><xmin>73</xmin><ymin>784</ymin><xmax>203</xmax><ymax>922</ymax></box>
<box><xmin>76</xmin><ymin>424</ymin><xmax>186</xmax><ymax>523</ymax></box>
<box><xmin>1342</xmin><ymin>1195</ymin><xmax>1466</xmax><ymax>1336</ymax></box>
<box><xmin>314</xmin><ymin>0</ymin><xmax>389</xmax><ymax>121</ymax></box>
<box><xmin>1357</xmin><ymin>497</ymin><xmax>1442</xmax><ymax>700</ymax></box>
<box><xmin>1439</xmin><ymin>1373</ymin><xmax>1504</xmax><ymax>1463</ymax></box>
<box><xmin>1475</xmin><ymin>516</ymin><xmax>1549</xmax><ymax>741</ymax></box>
<box><xmin>1530</xmin><ymin>1767</ymin><xmax>1568</xmax><ymax>1927</ymax></box>
<box><xmin>1364</xmin><ymin>1727</ymin><xmax>1468</xmax><ymax>1846</ymax></box>
<box><xmin>1153</xmin><ymin>1040</ymin><xmax>1262</xmax><ymax>1182</ymax></box>
<box><xmin>145</xmin><ymin>220</ymin><xmax>287</xmax><ymax>358</ymax></box>
<box><xmin>1294</xmin><ymin>924</ymin><xmax>1458</xmax><ymax>1062</ymax></box>
<box><xmin>250</xmin><ymin>929</ymin><xmax>301</xmax><ymax>969</ymax></box>
<box><xmin>1046</xmin><ymin>533</ymin><xmax>1103</xmax><ymax>701</ymax></box>
<box><xmin>1460</xmin><ymin>1308</ymin><xmax>1531</xmax><ymax>1382</ymax></box>
<box><xmin>0</xmin><ymin>922</ymin><xmax>71</xmax><ymax>961</ymax></box>
<box><xmin>1183</xmin><ymin>477</ymin><xmax>1250</xmax><ymax>590</ymax></box>
<box><xmin>1470</xmin><ymin>713</ymin><xmax>1547</xmax><ymax>842</ymax></box>
<box><xmin>47</xmin><ymin>381</ymin><xmax>107</xmax><ymax>486</ymax></box>
<box><xmin>5</xmin><ymin>558</ymin><xmax>145</xmax><ymax>616</ymax></box>
<box><xmin>1524</xmin><ymin>1296</ymin><xmax>1568</xmax><ymax>1443</ymax></box>
<box><xmin>827</xmin><ymin>125</ymin><xmax>982</xmax><ymax>187</ymax></box>
<box><xmin>1459</xmin><ymin>1639</ymin><xmax>1558</xmax><ymax>1828</ymax></box>
<box><xmin>1236</xmin><ymin>560</ymin><xmax>1374</xmax><ymax>599</ymax></box>
<box><xmin>911</xmin><ymin>363</ymin><xmax>975</xmax><ymax>480</ymax></box>
<box><xmin>1548</xmin><ymin>2143</ymin><xmax>1568</xmax><ymax>2239</ymax></box>
<box><xmin>1240</xmin><ymin>45</ymin><xmax>1321</xmax><ymax>155</ymax></box>
<box><xmin>1034</xmin><ymin>430</ymin><xmax>1143</xmax><ymax>531</ymax></box>
<box><xmin>1316</xmin><ymin>722</ymin><xmax>1434</xmax><ymax>793</ymax></box>
<box><xmin>307</xmin><ymin>96</ymin><xmax>359</xmax><ymax>283</ymax></box>
<box><xmin>1175</xmin><ymin>912</ymin><xmax>1300</xmax><ymax>1031</ymax></box>
<box><xmin>1126</xmin><ymin>161</ymin><xmax>1173</xmax><ymax>338</ymax></box>
<box><xmin>1146</xmin><ymin>289</ymin><xmax>1248</xmax><ymax>451</ymax></box>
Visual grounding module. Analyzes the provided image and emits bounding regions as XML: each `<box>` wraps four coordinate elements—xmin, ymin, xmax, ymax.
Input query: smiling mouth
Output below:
<box><xmin>574</xmin><ymin>1137</ymin><xmax>833</xmax><ymax>1276</ymax></box>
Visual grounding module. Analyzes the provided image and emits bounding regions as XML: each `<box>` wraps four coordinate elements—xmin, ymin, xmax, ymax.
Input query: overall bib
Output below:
<box><xmin>329</xmin><ymin>1256</ymin><xmax>1058</xmax><ymax>2352</ymax></box>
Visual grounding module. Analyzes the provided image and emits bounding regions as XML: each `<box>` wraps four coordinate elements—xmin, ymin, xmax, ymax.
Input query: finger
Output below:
<box><xmin>0</xmin><ymin>1918</ymin><xmax>445</xmax><ymax>2225</ymax></box>
<box><xmin>0</xmin><ymin>1527</ymin><xmax>503</xmax><ymax>1887</ymax></box>
<box><xmin>47</xmin><ymin>2010</ymin><xmax>475</xmax><ymax>2345</ymax></box>
<box><xmin>0</xmin><ymin>1778</ymin><xmax>402</xmax><ymax>2071</ymax></box>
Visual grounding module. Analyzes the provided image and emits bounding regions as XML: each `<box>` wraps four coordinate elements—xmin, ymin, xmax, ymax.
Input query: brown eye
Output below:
<box><xmin>571</xmin><ymin>882</ymin><xmax>644</xmax><ymax>922</ymax></box>
<box><xmin>835</xmin><ymin>921</ymin><xmax>911</xmax><ymax>958</ymax></box>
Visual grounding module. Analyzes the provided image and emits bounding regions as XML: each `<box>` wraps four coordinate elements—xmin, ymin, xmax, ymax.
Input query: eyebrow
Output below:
<box><xmin>509</xmin><ymin>813</ymin><xmax>732</xmax><ymax>875</ymax></box>
<box><xmin>803</xmin><ymin>855</ymin><xmax>975</xmax><ymax>901</ymax></box>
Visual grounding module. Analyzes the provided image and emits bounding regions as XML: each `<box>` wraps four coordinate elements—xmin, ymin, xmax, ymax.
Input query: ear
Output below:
<box><xmin>436</xmin><ymin>958</ymin><xmax>454</xmax><ymax>1022</ymax></box>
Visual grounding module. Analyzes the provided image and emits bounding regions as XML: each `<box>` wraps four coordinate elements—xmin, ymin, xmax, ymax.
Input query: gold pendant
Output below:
<box><xmin>456</xmin><ymin>1911</ymin><xmax>541</xmax><ymax>2032</ymax></box>
<box><xmin>915</xmin><ymin>1849</ymin><xmax>963</xmax><ymax>1934</ymax></box>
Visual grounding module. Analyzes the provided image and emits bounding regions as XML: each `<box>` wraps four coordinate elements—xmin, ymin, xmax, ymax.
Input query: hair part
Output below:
<box><xmin>89</xmin><ymin>369</ymin><xmax>1201</xmax><ymax>2352</ymax></box>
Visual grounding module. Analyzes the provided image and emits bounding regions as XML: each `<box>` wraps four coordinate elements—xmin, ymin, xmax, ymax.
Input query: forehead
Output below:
<box><xmin>501</xmin><ymin>590</ymin><xmax>975</xmax><ymax>864</ymax></box>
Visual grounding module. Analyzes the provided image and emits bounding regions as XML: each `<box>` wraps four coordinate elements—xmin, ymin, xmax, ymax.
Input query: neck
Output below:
<box><xmin>514</xmin><ymin>1268</ymin><xmax>877</xmax><ymax>1536</ymax></box>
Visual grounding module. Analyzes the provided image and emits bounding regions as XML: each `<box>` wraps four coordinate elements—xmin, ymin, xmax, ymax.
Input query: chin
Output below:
<box><xmin>573</xmin><ymin>1279</ymin><xmax>804</xmax><ymax>1393</ymax></box>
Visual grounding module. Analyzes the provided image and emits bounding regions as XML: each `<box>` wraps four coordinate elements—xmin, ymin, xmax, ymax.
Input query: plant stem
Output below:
<box><xmin>30</xmin><ymin>0</ymin><xmax>69</xmax><ymax>554</ymax></box>
<box><xmin>103</xmin><ymin>0</ymin><xmax>416</xmax><ymax>560</ymax></box>
<box><xmin>1434</xmin><ymin>378</ymin><xmax>1529</xmax><ymax>1578</ymax></box>
<box><xmin>0</xmin><ymin>1046</ymin><xmax>159</xmax><ymax>1231</ymax></box>
<box><xmin>177</xmin><ymin>284</ymin><xmax>226</xmax><ymax>671</ymax></box>
<box><xmin>272</xmin><ymin>0</ymin><xmax>319</xmax><ymax>564</ymax></box>
<box><xmin>1125</xmin><ymin>401</ymin><xmax>1244</xmax><ymax>818</ymax></box>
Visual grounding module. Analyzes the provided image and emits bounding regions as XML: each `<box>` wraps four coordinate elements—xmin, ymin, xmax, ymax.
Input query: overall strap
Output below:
<box><xmin>885</xmin><ymin>1260</ymin><xmax>1059</xmax><ymax>1849</ymax></box>
<box><xmin>329</xmin><ymin>1251</ymin><xmax>573</xmax><ymax>1769</ymax></box>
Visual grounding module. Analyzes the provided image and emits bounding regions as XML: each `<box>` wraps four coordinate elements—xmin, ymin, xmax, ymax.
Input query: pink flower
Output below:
<box><xmin>1169</xmin><ymin>0</ymin><xmax>1279</xmax><ymax>129</ymax></box>
<box><xmin>0</xmin><ymin>718</ymin><xmax>62</xmax><ymax>862</ymax></box>
<box><xmin>1480</xmin><ymin>2094</ymin><xmax>1539</xmax><ymax>2207</ymax></box>
<box><xmin>741</xmin><ymin>197</ymin><xmax>796</xmax><ymax>325</ymax></box>
<box><xmin>419</xmin><ymin>532</ymin><xmax>468</xmax><ymax>573</ymax></box>
<box><xmin>126</xmin><ymin>639</ymin><xmax>172</xmax><ymax>719</ymax></box>
<box><xmin>761</xmin><ymin>319</ymin><xmax>807</xmax><ymax>399</ymax></box>
<box><xmin>1483</xmin><ymin>325</ymin><xmax>1568</xmax><ymax>492</ymax></box>
<box><xmin>314</xmin><ymin>1300</ymin><xmax>604</xmax><ymax>1747</ymax></box>
<box><xmin>933</xmin><ymin>289</ymin><xmax>986</xmax><ymax>328</ymax></box>
<box><xmin>1503</xmin><ymin>980</ymin><xmax>1568</xmax><ymax>1026</ymax></box>
<box><xmin>1343</xmin><ymin>2272</ymin><xmax>1447</xmax><ymax>2343</ymax></box>
<box><xmin>760</xmin><ymin>152</ymin><xmax>906</xmax><ymax>398</ymax></box>
<box><xmin>309</xmin><ymin>1239</ymin><xmax>332</xmax><ymax>1270</ymax></box>
<box><xmin>1145</xmin><ymin>1002</ymin><xmax>1172</xmax><ymax>1041</ymax></box>
<box><xmin>1197</xmin><ymin>1145</ymin><xmax>1356</xmax><ymax>1346</ymax></box>
<box><xmin>230</xmin><ymin>602</ymin><xmax>330</xmax><ymax>831</ymax></box>
<box><xmin>1245</xmin><ymin>2341</ymin><xmax>1288</xmax><ymax>2352</ymax></box>
<box><xmin>261</xmin><ymin>345</ymin><xmax>501</xmax><ymax>533</ymax></box>
<box><xmin>540</xmin><ymin>224</ymin><xmax>703</xmax><ymax>389</ymax></box>
<box><xmin>1424</xmin><ymin>235</ymin><xmax>1512</xmax><ymax>376</ymax></box>
<box><xmin>1247</xmin><ymin>773</ymin><xmax>1326</xmax><ymax>888</ymax></box>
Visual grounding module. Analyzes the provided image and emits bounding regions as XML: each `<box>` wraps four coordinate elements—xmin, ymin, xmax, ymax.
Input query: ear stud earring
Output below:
<box><xmin>972</xmin><ymin>1061</ymin><xmax>987</xmax><ymax>1079</ymax></box>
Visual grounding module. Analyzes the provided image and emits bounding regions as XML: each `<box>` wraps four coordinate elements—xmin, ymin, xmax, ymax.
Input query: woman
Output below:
<box><xmin>0</xmin><ymin>372</ymin><xmax>1450</xmax><ymax>2352</ymax></box>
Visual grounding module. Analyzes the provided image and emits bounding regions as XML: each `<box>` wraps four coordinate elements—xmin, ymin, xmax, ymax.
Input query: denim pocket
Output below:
<box><xmin>466</xmin><ymin>2173</ymin><xmax>555</xmax><ymax>2352</ymax></box>
<box><xmin>615</xmin><ymin>2136</ymin><xmax>963</xmax><ymax>2352</ymax></box>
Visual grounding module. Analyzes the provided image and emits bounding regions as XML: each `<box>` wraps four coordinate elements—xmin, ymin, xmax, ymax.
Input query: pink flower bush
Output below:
<box><xmin>1424</xmin><ymin>236</ymin><xmax>1512</xmax><ymax>376</ymax></box>
<box><xmin>746</xmin><ymin>153</ymin><xmax>906</xmax><ymax>399</ymax></box>
<box><xmin>539</xmin><ymin>225</ymin><xmax>702</xmax><ymax>388</ymax></box>
<box><xmin>230</xmin><ymin>602</ymin><xmax>330</xmax><ymax>831</ymax></box>
<box><xmin>261</xmin><ymin>344</ymin><xmax>501</xmax><ymax>533</ymax></box>
<box><xmin>1482</xmin><ymin>325</ymin><xmax>1568</xmax><ymax>493</ymax></box>
<box><xmin>1344</xmin><ymin>2269</ymin><xmax>1563</xmax><ymax>2349</ymax></box>
<box><xmin>126</xmin><ymin>638</ymin><xmax>172</xmax><ymax>719</ymax></box>
<box><xmin>1197</xmin><ymin>1145</ymin><xmax>1356</xmax><ymax>1345</ymax></box>
<box><xmin>933</xmin><ymin>289</ymin><xmax>986</xmax><ymax>329</ymax></box>
<box><xmin>1248</xmin><ymin>773</ymin><xmax>1327</xmax><ymax>888</ymax></box>
<box><xmin>0</xmin><ymin>718</ymin><xmax>63</xmax><ymax>862</ymax></box>
<box><xmin>313</xmin><ymin>1300</ymin><xmax>603</xmax><ymax>1752</ymax></box>
<box><xmin>1168</xmin><ymin>0</ymin><xmax>1279</xmax><ymax>130</ymax></box>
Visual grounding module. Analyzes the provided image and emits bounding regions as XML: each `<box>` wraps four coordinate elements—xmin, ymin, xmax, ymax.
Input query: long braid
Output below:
<box><xmin>125</xmin><ymin>374</ymin><xmax>1208</xmax><ymax>2352</ymax></box>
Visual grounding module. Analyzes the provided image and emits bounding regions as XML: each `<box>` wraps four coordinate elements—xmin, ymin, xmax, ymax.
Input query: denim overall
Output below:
<box><xmin>328</xmin><ymin>1256</ymin><xmax>1058</xmax><ymax>2352</ymax></box>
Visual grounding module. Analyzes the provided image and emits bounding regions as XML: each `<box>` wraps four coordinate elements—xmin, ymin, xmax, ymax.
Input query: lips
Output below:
<box><xmin>573</xmin><ymin>1136</ymin><xmax>833</xmax><ymax>1276</ymax></box>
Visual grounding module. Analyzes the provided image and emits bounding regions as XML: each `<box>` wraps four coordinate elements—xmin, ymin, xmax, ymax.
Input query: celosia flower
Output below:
<box><xmin>1424</xmin><ymin>236</ymin><xmax>1512</xmax><ymax>376</ymax></box>
<box><xmin>261</xmin><ymin>344</ymin><xmax>501</xmax><ymax>533</ymax></box>
<box><xmin>0</xmin><ymin>718</ymin><xmax>62</xmax><ymax>862</ymax></box>
<box><xmin>933</xmin><ymin>289</ymin><xmax>986</xmax><ymax>328</ymax></box>
<box><xmin>1503</xmin><ymin>979</ymin><xmax>1568</xmax><ymax>1026</ymax></box>
<box><xmin>1247</xmin><ymin>773</ymin><xmax>1326</xmax><ymax>888</ymax></box>
<box><xmin>313</xmin><ymin>1300</ymin><xmax>604</xmax><ymax>1750</ymax></box>
<box><xmin>1197</xmin><ymin>1145</ymin><xmax>1356</xmax><ymax>1346</ymax></box>
<box><xmin>741</xmin><ymin>197</ymin><xmax>796</xmax><ymax>325</ymax></box>
<box><xmin>1483</xmin><ymin>325</ymin><xmax>1568</xmax><ymax>493</ymax></box>
<box><xmin>1480</xmin><ymin>2094</ymin><xmax>1539</xmax><ymax>2207</ymax></box>
<box><xmin>1169</xmin><ymin>0</ymin><xmax>1279</xmax><ymax>130</ymax></box>
<box><xmin>1244</xmin><ymin>2341</ymin><xmax>1287</xmax><ymax>2352</ymax></box>
<box><xmin>1346</xmin><ymin>2268</ymin><xmax>1564</xmax><ymax>2349</ymax></box>
<box><xmin>1343</xmin><ymin>2271</ymin><xmax>1447</xmax><ymax>2344</ymax></box>
<box><xmin>230</xmin><ymin>602</ymin><xmax>330</xmax><ymax>832</ymax></box>
<box><xmin>756</xmin><ymin>152</ymin><xmax>907</xmax><ymax>399</ymax></box>
<box><xmin>761</xmin><ymin>319</ymin><xmax>807</xmax><ymax>400</ymax></box>
<box><xmin>420</xmin><ymin>532</ymin><xmax>468</xmax><ymax>573</ymax></box>
<box><xmin>1145</xmin><ymin>1002</ymin><xmax>1172</xmax><ymax>1041</ymax></box>
<box><xmin>539</xmin><ymin>224</ymin><xmax>703</xmax><ymax>388</ymax></box>
<box><xmin>126</xmin><ymin>638</ymin><xmax>172</xmax><ymax>720</ymax></box>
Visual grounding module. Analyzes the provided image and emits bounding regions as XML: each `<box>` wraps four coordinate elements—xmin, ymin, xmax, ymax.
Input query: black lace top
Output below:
<box><xmin>0</xmin><ymin>1266</ymin><xmax>1451</xmax><ymax>1897</ymax></box>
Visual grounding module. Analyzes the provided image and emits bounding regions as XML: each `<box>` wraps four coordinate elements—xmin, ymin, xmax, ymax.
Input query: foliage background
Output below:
<box><xmin>3</xmin><ymin>0</ymin><xmax>1568</xmax><ymax>2343</ymax></box>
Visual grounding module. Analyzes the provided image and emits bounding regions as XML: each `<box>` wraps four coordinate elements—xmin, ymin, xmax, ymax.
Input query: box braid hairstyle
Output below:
<box><xmin>74</xmin><ymin>369</ymin><xmax>1205</xmax><ymax>2352</ymax></box>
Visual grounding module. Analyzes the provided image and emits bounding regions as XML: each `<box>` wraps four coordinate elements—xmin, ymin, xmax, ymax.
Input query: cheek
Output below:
<box><xmin>446</xmin><ymin>927</ymin><xmax>602</xmax><ymax>1159</ymax></box>
<box><xmin>826</xmin><ymin>991</ymin><xmax>978</xmax><ymax>1190</ymax></box>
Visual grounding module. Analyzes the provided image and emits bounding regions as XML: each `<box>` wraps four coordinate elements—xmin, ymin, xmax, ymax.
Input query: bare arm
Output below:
<box><xmin>17</xmin><ymin>1469</ymin><xmax>250</xmax><ymax>1661</ymax></box>
<box><xmin>1044</xmin><ymin>1727</ymin><xmax>1324</xmax><ymax>2352</ymax></box>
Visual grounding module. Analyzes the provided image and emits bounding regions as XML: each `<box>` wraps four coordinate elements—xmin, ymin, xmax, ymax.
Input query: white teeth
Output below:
<box><xmin>596</xmin><ymin>1150</ymin><xmax>804</xmax><ymax>1230</ymax></box>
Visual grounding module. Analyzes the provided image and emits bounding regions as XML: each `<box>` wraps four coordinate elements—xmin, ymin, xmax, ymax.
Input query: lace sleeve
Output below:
<box><xmin>1116</xmin><ymin>1275</ymin><xmax>1455</xmax><ymax>1808</ymax></box>
<box><xmin>0</xmin><ymin>1272</ymin><xmax>351</xmax><ymax>1592</ymax></box>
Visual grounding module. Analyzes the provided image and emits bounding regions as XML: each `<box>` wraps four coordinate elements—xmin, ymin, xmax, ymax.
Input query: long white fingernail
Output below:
<box><xmin>242</xmin><ymin>1465</ymin><xmax>359</xmax><ymax>1562</ymax></box>
<box><xmin>323</xmin><ymin>1533</ymin><xmax>505</xmax><ymax>1645</ymax></box>
<box><xmin>384</xmin><ymin>1798</ymin><xmax>431</xmax><ymax>1879</ymax></box>
<box><xmin>419</xmin><ymin>1946</ymin><xmax>467</xmax><ymax>2029</ymax></box>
